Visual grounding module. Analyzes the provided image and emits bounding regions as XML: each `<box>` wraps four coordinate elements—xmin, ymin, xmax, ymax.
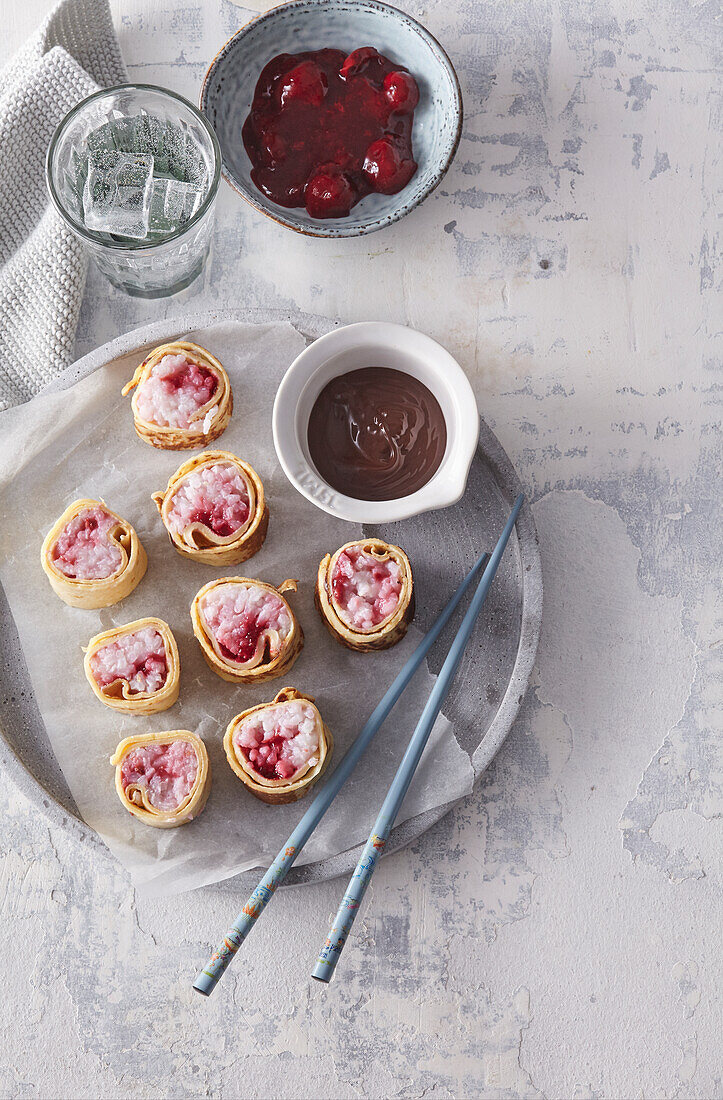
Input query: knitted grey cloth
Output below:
<box><xmin>0</xmin><ymin>0</ymin><xmax>126</xmax><ymax>411</ymax></box>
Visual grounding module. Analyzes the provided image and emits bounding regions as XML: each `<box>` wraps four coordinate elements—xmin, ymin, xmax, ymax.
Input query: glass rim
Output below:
<box><xmin>45</xmin><ymin>83</ymin><xmax>222</xmax><ymax>251</ymax></box>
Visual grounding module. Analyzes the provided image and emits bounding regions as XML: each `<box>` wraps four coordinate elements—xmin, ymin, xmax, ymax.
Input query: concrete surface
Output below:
<box><xmin>1</xmin><ymin>1</ymin><xmax>720</xmax><ymax>1098</ymax></box>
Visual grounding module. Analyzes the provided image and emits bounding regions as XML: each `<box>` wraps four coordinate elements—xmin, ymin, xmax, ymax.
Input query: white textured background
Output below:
<box><xmin>1</xmin><ymin>2</ymin><xmax>721</xmax><ymax>1098</ymax></box>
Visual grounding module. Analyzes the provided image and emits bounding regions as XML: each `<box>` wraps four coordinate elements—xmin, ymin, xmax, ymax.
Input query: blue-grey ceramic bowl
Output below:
<box><xmin>200</xmin><ymin>0</ymin><xmax>463</xmax><ymax>237</ymax></box>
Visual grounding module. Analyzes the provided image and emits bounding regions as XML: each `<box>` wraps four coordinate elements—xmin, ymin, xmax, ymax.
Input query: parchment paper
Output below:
<box><xmin>0</xmin><ymin>321</ymin><xmax>473</xmax><ymax>896</ymax></box>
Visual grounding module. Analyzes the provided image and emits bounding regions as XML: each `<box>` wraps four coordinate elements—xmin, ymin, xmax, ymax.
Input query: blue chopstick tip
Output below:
<box><xmin>311</xmin><ymin>962</ymin><xmax>334</xmax><ymax>984</ymax></box>
<box><xmin>192</xmin><ymin>971</ymin><xmax>216</xmax><ymax>996</ymax></box>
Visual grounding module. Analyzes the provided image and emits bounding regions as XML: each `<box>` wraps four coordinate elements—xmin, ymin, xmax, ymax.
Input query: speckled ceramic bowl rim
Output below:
<box><xmin>199</xmin><ymin>0</ymin><xmax>464</xmax><ymax>237</ymax></box>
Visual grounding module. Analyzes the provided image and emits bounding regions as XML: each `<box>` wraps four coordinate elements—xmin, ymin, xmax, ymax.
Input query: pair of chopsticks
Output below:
<box><xmin>193</xmin><ymin>493</ymin><xmax>524</xmax><ymax>995</ymax></box>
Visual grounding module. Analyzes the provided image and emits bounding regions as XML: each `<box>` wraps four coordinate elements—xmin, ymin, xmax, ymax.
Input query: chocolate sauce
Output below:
<box><xmin>307</xmin><ymin>367</ymin><xmax>447</xmax><ymax>501</ymax></box>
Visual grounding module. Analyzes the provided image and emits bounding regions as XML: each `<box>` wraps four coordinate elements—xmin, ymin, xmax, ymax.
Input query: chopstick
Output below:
<box><xmin>193</xmin><ymin>547</ymin><xmax>492</xmax><ymax>996</ymax></box>
<box><xmin>311</xmin><ymin>493</ymin><xmax>524</xmax><ymax>983</ymax></box>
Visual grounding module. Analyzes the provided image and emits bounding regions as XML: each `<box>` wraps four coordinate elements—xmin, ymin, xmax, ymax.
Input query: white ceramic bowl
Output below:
<box><xmin>272</xmin><ymin>322</ymin><xmax>479</xmax><ymax>523</ymax></box>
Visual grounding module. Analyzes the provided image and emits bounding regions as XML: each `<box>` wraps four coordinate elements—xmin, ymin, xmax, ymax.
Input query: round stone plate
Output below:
<box><xmin>0</xmin><ymin>308</ymin><xmax>542</xmax><ymax>889</ymax></box>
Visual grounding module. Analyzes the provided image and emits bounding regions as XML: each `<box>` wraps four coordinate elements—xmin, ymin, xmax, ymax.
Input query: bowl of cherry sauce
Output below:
<box><xmin>200</xmin><ymin>0</ymin><xmax>462</xmax><ymax>236</ymax></box>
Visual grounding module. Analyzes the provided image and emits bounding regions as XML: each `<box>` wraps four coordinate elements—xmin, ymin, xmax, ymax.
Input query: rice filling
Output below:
<box><xmin>199</xmin><ymin>582</ymin><xmax>292</xmax><ymax>665</ymax></box>
<box><xmin>233</xmin><ymin>699</ymin><xmax>320</xmax><ymax>781</ymax></box>
<box><xmin>120</xmin><ymin>740</ymin><xmax>198</xmax><ymax>811</ymax></box>
<box><xmin>50</xmin><ymin>506</ymin><xmax>123</xmax><ymax>580</ymax></box>
<box><xmin>134</xmin><ymin>353</ymin><xmax>218</xmax><ymax>428</ymax></box>
<box><xmin>90</xmin><ymin>627</ymin><xmax>167</xmax><ymax>695</ymax></box>
<box><xmin>167</xmin><ymin>463</ymin><xmax>251</xmax><ymax>539</ymax></box>
<box><xmin>331</xmin><ymin>545</ymin><xmax>402</xmax><ymax>632</ymax></box>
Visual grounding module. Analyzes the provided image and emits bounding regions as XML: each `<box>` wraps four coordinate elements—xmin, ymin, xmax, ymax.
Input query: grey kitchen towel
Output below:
<box><xmin>0</xmin><ymin>0</ymin><xmax>126</xmax><ymax>412</ymax></box>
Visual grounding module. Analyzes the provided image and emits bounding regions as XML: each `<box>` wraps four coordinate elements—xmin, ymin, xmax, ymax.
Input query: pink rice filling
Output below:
<box><xmin>135</xmin><ymin>353</ymin><xmax>218</xmax><ymax>429</ymax></box>
<box><xmin>167</xmin><ymin>463</ymin><xmax>251</xmax><ymax>538</ymax></box>
<box><xmin>121</xmin><ymin>740</ymin><xmax>198</xmax><ymax>811</ymax></box>
<box><xmin>50</xmin><ymin>506</ymin><xmax>123</xmax><ymax>580</ymax></box>
<box><xmin>200</xmin><ymin>582</ymin><xmax>292</xmax><ymax>665</ymax></box>
<box><xmin>234</xmin><ymin>699</ymin><xmax>320</xmax><ymax>781</ymax></box>
<box><xmin>90</xmin><ymin>627</ymin><xmax>167</xmax><ymax>695</ymax></box>
<box><xmin>331</xmin><ymin>545</ymin><xmax>403</xmax><ymax>631</ymax></box>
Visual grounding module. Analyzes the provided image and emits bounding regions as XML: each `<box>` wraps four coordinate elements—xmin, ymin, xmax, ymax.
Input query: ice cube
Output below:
<box><xmin>107</xmin><ymin>116</ymin><xmax>137</xmax><ymax>152</ymax></box>
<box><xmin>167</xmin><ymin>177</ymin><xmax>203</xmax><ymax>222</ymax></box>
<box><xmin>151</xmin><ymin>122</ymin><xmax>179</xmax><ymax>175</ymax></box>
<box><xmin>183</xmin><ymin>139</ymin><xmax>209</xmax><ymax>189</ymax></box>
<box><xmin>132</xmin><ymin>111</ymin><xmax>161</xmax><ymax>156</ymax></box>
<box><xmin>159</xmin><ymin>122</ymin><xmax>208</xmax><ymax>188</ymax></box>
<box><xmin>86</xmin><ymin>121</ymin><xmax>116</xmax><ymax>156</ymax></box>
<box><xmin>82</xmin><ymin>150</ymin><xmax>154</xmax><ymax>239</ymax></box>
<box><xmin>148</xmin><ymin>177</ymin><xmax>203</xmax><ymax>236</ymax></box>
<box><xmin>161</xmin><ymin>123</ymin><xmax>190</xmax><ymax>178</ymax></box>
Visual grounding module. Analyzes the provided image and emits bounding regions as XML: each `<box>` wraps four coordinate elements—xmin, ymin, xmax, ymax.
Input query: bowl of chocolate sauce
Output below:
<box><xmin>272</xmin><ymin>322</ymin><xmax>479</xmax><ymax>523</ymax></box>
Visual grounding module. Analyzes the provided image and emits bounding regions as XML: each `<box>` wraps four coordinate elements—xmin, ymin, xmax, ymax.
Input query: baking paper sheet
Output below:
<box><xmin>0</xmin><ymin>321</ymin><xmax>473</xmax><ymax>896</ymax></box>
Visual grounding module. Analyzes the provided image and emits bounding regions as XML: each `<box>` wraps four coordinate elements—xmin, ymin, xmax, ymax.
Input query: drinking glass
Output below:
<box><xmin>46</xmin><ymin>84</ymin><xmax>221</xmax><ymax>298</ymax></box>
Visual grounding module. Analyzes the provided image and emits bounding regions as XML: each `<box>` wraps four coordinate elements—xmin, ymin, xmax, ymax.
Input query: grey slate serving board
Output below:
<box><xmin>0</xmin><ymin>308</ymin><xmax>542</xmax><ymax>888</ymax></box>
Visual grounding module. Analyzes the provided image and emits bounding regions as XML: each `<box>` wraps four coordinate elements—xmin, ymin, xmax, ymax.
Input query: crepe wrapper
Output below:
<box><xmin>40</xmin><ymin>498</ymin><xmax>147</xmax><ymax>610</ymax></box>
<box><xmin>224</xmin><ymin>687</ymin><xmax>333</xmax><ymax>805</ymax></box>
<box><xmin>315</xmin><ymin>538</ymin><xmax>414</xmax><ymax>652</ymax></box>
<box><xmin>121</xmin><ymin>340</ymin><xmax>233</xmax><ymax>450</ymax></box>
<box><xmin>110</xmin><ymin>730</ymin><xmax>211</xmax><ymax>829</ymax></box>
<box><xmin>191</xmin><ymin>577</ymin><xmax>303</xmax><ymax>684</ymax></box>
<box><xmin>83</xmin><ymin>617</ymin><xmax>180</xmax><ymax>715</ymax></box>
<box><xmin>151</xmin><ymin>450</ymin><xmax>268</xmax><ymax>566</ymax></box>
